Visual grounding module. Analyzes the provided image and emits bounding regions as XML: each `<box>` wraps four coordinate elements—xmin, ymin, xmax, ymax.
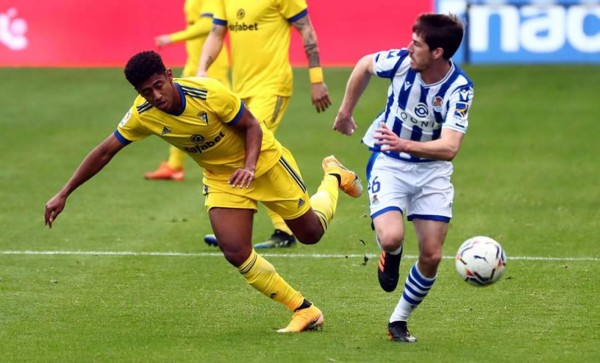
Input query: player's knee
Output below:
<box><xmin>294</xmin><ymin>225</ymin><xmax>324</xmax><ymax>245</ymax></box>
<box><xmin>296</xmin><ymin>232</ymin><xmax>322</xmax><ymax>245</ymax></box>
<box><xmin>222</xmin><ymin>246</ymin><xmax>252</xmax><ymax>267</ymax></box>
<box><xmin>376</xmin><ymin>231</ymin><xmax>404</xmax><ymax>252</ymax></box>
<box><xmin>419</xmin><ymin>251</ymin><xmax>443</xmax><ymax>268</ymax></box>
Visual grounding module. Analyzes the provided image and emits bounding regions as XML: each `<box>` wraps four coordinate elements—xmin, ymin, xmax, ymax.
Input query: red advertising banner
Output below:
<box><xmin>0</xmin><ymin>1</ymin><xmax>431</xmax><ymax>67</ymax></box>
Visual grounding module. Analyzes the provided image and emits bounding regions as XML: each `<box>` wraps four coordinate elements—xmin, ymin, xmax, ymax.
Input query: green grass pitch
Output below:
<box><xmin>0</xmin><ymin>65</ymin><xmax>599</xmax><ymax>362</ymax></box>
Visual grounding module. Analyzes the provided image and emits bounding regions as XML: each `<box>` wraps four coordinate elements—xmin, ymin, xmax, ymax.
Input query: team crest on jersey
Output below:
<box><xmin>298</xmin><ymin>198</ymin><xmax>305</xmax><ymax>208</ymax></box>
<box><xmin>119</xmin><ymin>110</ymin><xmax>131</xmax><ymax>127</ymax></box>
<box><xmin>432</xmin><ymin>96</ymin><xmax>444</xmax><ymax>113</ymax></box>
<box><xmin>190</xmin><ymin>134</ymin><xmax>205</xmax><ymax>144</ymax></box>
<box><xmin>237</xmin><ymin>9</ymin><xmax>245</xmax><ymax>20</ymax></box>
<box><xmin>414</xmin><ymin>103</ymin><xmax>429</xmax><ymax>118</ymax></box>
<box><xmin>161</xmin><ymin>126</ymin><xmax>171</xmax><ymax>135</ymax></box>
<box><xmin>198</xmin><ymin>112</ymin><xmax>208</xmax><ymax>124</ymax></box>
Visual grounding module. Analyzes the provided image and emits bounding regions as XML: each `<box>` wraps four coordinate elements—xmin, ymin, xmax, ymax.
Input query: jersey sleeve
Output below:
<box><xmin>373</xmin><ymin>49</ymin><xmax>409</xmax><ymax>79</ymax></box>
<box><xmin>205</xmin><ymin>79</ymin><xmax>244</xmax><ymax>125</ymax></box>
<box><xmin>443</xmin><ymin>85</ymin><xmax>474</xmax><ymax>133</ymax></box>
<box><xmin>277</xmin><ymin>0</ymin><xmax>308</xmax><ymax>22</ymax></box>
<box><xmin>169</xmin><ymin>15</ymin><xmax>213</xmax><ymax>42</ymax></box>
<box><xmin>115</xmin><ymin>106</ymin><xmax>151</xmax><ymax>144</ymax></box>
<box><xmin>212</xmin><ymin>0</ymin><xmax>227</xmax><ymax>25</ymax></box>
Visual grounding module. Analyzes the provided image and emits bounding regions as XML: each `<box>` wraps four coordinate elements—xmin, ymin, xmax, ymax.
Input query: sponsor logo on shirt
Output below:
<box><xmin>228</xmin><ymin>22</ymin><xmax>259</xmax><ymax>32</ymax></box>
<box><xmin>229</xmin><ymin>8</ymin><xmax>259</xmax><ymax>31</ymax></box>
<box><xmin>184</xmin><ymin>132</ymin><xmax>225</xmax><ymax>154</ymax></box>
<box><xmin>414</xmin><ymin>103</ymin><xmax>429</xmax><ymax>118</ymax></box>
<box><xmin>190</xmin><ymin>134</ymin><xmax>205</xmax><ymax>144</ymax></box>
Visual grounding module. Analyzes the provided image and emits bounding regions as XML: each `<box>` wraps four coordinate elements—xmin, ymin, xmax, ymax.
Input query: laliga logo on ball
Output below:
<box><xmin>0</xmin><ymin>8</ymin><xmax>28</xmax><ymax>51</ymax></box>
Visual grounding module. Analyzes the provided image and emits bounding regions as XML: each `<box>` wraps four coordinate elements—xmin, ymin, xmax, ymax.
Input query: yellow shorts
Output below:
<box><xmin>204</xmin><ymin>147</ymin><xmax>311</xmax><ymax>220</ymax></box>
<box><xmin>243</xmin><ymin>95</ymin><xmax>290</xmax><ymax>133</ymax></box>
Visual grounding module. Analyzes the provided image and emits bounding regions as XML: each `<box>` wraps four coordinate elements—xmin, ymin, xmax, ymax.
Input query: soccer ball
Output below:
<box><xmin>455</xmin><ymin>236</ymin><xmax>506</xmax><ymax>287</ymax></box>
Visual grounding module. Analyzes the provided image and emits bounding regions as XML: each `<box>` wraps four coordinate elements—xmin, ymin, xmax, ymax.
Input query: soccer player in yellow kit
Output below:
<box><xmin>145</xmin><ymin>0</ymin><xmax>230</xmax><ymax>181</ymax></box>
<box><xmin>198</xmin><ymin>0</ymin><xmax>332</xmax><ymax>249</ymax></box>
<box><xmin>44</xmin><ymin>51</ymin><xmax>362</xmax><ymax>333</ymax></box>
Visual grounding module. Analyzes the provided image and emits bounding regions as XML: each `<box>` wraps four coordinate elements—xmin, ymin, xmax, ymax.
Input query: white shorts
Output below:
<box><xmin>366</xmin><ymin>152</ymin><xmax>454</xmax><ymax>222</ymax></box>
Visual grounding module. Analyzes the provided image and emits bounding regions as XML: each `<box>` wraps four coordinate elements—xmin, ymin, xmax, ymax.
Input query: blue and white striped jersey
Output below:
<box><xmin>362</xmin><ymin>49</ymin><xmax>474</xmax><ymax>162</ymax></box>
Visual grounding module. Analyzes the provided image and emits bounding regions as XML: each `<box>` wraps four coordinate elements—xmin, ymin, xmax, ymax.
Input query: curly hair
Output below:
<box><xmin>124</xmin><ymin>51</ymin><xmax>167</xmax><ymax>88</ymax></box>
<box><xmin>413</xmin><ymin>14</ymin><xmax>464</xmax><ymax>60</ymax></box>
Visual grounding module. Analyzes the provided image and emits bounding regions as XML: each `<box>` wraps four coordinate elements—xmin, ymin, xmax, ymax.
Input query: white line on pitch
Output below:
<box><xmin>0</xmin><ymin>250</ymin><xmax>598</xmax><ymax>261</ymax></box>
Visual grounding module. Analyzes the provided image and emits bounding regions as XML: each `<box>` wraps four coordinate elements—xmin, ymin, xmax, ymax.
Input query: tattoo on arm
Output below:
<box><xmin>205</xmin><ymin>55</ymin><xmax>214</xmax><ymax>69</ymax></box>
<box><xmin>304</xmin><ymin>42</ymin><xmax>319</xmax><ymax>68</ymax></box>
<box><xmin>292</xmin><ymin>16</ymin><xmax>321</xmax><ymax>68</ymax></box>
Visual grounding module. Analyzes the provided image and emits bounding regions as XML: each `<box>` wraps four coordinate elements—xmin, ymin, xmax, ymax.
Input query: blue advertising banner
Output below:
<box><xmin>436</xmin><ymin>0</ymin><xmax>600</xmax><ymax>64</ymax></box>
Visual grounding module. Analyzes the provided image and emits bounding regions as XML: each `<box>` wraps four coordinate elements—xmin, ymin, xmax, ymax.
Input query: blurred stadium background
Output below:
<box><xmin>2</xmin><ymin>0</ymin><xmax>599</xmax><ymax>66</ymax></box>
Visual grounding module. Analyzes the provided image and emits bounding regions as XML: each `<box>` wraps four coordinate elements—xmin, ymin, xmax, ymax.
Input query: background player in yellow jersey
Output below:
<box><xmin>144</xmin><ymin>0</ymin><xmax>230</xmax><ymax>181</ymax></box>
<box><xmin>44</xmin><ymin>51</ymin><xmax>362</xmax><ymax>333</ymax></box>
<box><xmin>198</xmin><ymin>0</ymin><xmax>332</xmax><ymax>249</ymax></box>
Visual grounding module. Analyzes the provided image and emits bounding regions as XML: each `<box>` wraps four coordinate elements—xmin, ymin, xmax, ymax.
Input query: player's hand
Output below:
<box><xmin>44</xmin><ymin>193</ymin><xmax>67</xmax><ymax>229</ymax></box>
<box><xmin>333</xmin><ymin>111</ymin><xmax>357</xmax><ymax>136</ymax></box>
<box><xmin>229</xmin><ymin>168</ymin><xmax>255</xmax><ymax>189</ymax></box>
<box><xmin>374</xmin><ymin>122</ymin><xmax>404</xmax><ymax>152</ymax></box>
<box><xmin>155</xmin><ymin>35</ymin><xmax>172</xmax><ymax>48</ymax></box>
<box><xmin>310</xmin><ymin>82</ymin><xmax>332</xmax><ymax>113</ymax></box>
<box><xmin>196</xmin><ymin>70</ymin><xmax>208</xmax><ymax>77</ymax></box>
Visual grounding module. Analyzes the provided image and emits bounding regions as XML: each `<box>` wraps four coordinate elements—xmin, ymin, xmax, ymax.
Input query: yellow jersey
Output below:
<box><xmin>212</xmin><ymin>0</ymin><xmax>307</xmax><ymax>98</ymax></box>
<box><xmin>115</xmin><ymin>77</ymin><xmax>281</xmax><ymax>186</ymax></box>
<box><xmin>171</xmin><ymin>0</ymin><xmax>229</xmax><ymax>84</ymax></box>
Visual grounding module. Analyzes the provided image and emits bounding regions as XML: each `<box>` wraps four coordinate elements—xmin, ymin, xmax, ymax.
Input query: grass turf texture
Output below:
<box><xmin>0</xmin><ymin>66</ymin><xmax>599</xmax><ymax>362</ymax></box>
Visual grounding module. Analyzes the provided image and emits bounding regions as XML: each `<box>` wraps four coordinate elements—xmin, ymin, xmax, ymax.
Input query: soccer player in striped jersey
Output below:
<box><xmin>44</xmin><ymin>51</ymin><xmax>362</xmax><ymax>333</ymax></box>
<box><xmin>333</xmin><ymin>14</ymin><xmax>474</xmax><ymax>343</ymax></box>
<box><xmin>145</xmin><ymin>0</ymin><xmax>230</xmax><ymax>182</ymax></box>
<box><xmin>197</xmin><ymin>0</ymin><xmax>331</xmax><ymax>249</ymax></box>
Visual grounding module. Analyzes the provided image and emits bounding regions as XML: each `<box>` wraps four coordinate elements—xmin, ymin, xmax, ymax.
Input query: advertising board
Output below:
<box><xmin>437</xmin><ymin>0</ymin><xmax>600</xmax><ymax>63</ymax></box>
<box><xmin>0</xmin><ymin>1</ymin><xmax>430</xmax><ymax>67</ymax></box>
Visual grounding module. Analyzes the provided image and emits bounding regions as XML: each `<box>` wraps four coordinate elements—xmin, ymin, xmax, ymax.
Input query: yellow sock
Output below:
<box><xmin>238</xmin><ymin>249</ymin><xmax>304</xmax><ymax>311</ymax></box>
<box><xmin>266</xmin><ymin>208</ymin><xmax>293</xmax><ymax>235</ymax></box>
<box><xmin>167</xmin><ymin>146</ymin><xmax>185</xmax><ymax>170</ymax></box>
<box><xmin>309</xmin><ymin>175</ymin><xmax>339</xmax><ymax>232</ymax></box>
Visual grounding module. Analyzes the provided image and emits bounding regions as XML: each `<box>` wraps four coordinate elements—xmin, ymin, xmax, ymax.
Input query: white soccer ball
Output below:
<box><xmin>455</xmin><ymin>236</ymin><xmax>507</xmax><ymax>287</ymax></box>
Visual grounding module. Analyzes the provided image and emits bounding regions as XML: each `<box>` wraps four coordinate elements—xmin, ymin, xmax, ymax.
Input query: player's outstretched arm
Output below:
<box><xmin>333</xmin><ymin>54</ymin><xmax>375</xmax><ymax>136</ymax></box>
<box><xmin>155</xmin><ymin>34</ymin><xmax>173</xmax><ymax>48</ymax></box>
<box><xmin>157</xmin><ymin>15</ymin><xmax>214</xmax><ymax>48</ymax></box>
<box><xmin>44</xmin><ymin>133</ymin><xmax>126</xmax><ymax>228</ymax></box>
<box><xmin>227</xmin><ymin>108</ymin><xmax>263</xmax><ymax>189</ymax></box>
<box><xmin>198</xmin><ymin>23</ymin><xmax>227</xmax><ymax>77</ymax></box>
<box><xmin>291</xmin><ymin>14</ymin><xmax>331</xmax><ymax>113</ymax></box>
